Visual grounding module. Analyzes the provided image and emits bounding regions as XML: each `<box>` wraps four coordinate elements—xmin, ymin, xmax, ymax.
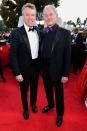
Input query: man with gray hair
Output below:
<box><xmin>10</xmin><ymin>3</ymin><xmax>41</xmax><ymax>120</ymax></box>
<box><xmin>41</xmin><ymin>5</ymin><xmax>71</xmax><ymax>126</ymax></box>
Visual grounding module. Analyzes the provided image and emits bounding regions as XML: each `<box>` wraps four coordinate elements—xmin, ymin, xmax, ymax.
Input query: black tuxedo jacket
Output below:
<box><xmin>41</xmin><ymin>25</ymin><xmax>71</xmax><ymax>82</ymax></box>
<box><xmin>10</xmin><ymin>25</ymin><xmax>41</xmax><ymax>77</ymax></box>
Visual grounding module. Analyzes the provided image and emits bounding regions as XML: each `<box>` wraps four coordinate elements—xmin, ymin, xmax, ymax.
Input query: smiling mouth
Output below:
<box><xmin>28</xmin><ymin>20</ymin><xmax>34</xmax><ymax>23</ymax></box>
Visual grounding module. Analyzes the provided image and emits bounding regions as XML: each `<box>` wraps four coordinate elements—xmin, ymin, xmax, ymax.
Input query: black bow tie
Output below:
<box><xmin>28</xmin><ymin>27</ymin><xmax>34</xmax><ymax>32</ymax></box>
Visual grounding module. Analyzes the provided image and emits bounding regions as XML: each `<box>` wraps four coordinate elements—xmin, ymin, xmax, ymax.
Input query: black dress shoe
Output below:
<box><xmin>2</xmin><ymin>78</ymin><xmax>6</xmax><ymax>82</ymax></box>
<box><xmin>32</xmin><ymin>105</ymin><xmax>38</xmax><ymax>113</ymax></box>
<box><xmin>23</xmin><ymin>111</ymin><xmax>29</xmax><ymax>120</ymax></box>
<box><xmin>42</xmin><ymin>105</ymin><xmax>54</xmax><ymax>113</ymax></box>
<box><xmin>56</xmin><ymin>116</ymin><xmax>63</xmax><ymax>127</ymax></box>
<box><xmin>3</xmin><ymin>79</ymin><xmax>6</xmax><ymax>82</ymax></box>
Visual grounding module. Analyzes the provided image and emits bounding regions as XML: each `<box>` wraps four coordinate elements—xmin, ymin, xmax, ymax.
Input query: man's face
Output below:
<box><xmin>44</xmin><ymin>8</ymin><xmax>58</xmax><ymax>27</ymax></box>
<box><xmin>74</xmin><ymin>29</ymin><xmax>78</xmax><ymax>34</ymax></box>
<box><xmin>22</xmin><ymin>7</ymin><xmax>36</xmax><ymax>27</ymax></box>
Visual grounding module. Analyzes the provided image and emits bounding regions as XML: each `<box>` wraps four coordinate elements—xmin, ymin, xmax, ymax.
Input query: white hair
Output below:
<box><xmin>43</xmin><ymin>5</ymin><xmax>58</xmax><ymax>16</ymax></box>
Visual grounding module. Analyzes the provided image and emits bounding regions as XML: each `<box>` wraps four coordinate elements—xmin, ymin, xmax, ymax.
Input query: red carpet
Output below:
<box><xmin>0</xmin><ymin>67</ymin><xmax>87</xmax><ymax>131</ymax></box>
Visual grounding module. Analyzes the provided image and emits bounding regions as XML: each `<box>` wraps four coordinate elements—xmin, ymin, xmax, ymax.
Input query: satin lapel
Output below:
<box><xmin>51</xmin><ymin>27</ymin><xmax>61</xmax><ymax>54</ymax></box>
<box><xmin>21</xmin><ymin>26</ymin><xmax>31</xmax><ymax>53</ymax></box>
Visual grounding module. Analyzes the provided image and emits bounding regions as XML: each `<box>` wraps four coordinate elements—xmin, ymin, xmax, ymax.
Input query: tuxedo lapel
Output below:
<box><xmin>21</xmin><ymin>26</ymin><xmax>31</xmax><ymax>54</ymax></box>
<box><xmin>51</xmin><ymin>27</ymin><xmax>61</xmax><ymax>53</ymax></box>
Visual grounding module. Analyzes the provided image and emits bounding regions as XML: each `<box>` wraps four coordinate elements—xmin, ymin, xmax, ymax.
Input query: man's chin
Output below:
<box><xmin>28</xmin><ymin>24</ymin><xmax>34</xmax><ymax>27</ymax></box>
<box><xmin>48</xmin><ymin>24</ymin><xmax>54</xmax><ymax>27</ymax></box>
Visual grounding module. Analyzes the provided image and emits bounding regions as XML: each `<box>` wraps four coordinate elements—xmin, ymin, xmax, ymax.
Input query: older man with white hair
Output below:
<box><xmin>41</xmin><ymin>5</ymin><xmax>71</xmax><ymax>127</ymax></box>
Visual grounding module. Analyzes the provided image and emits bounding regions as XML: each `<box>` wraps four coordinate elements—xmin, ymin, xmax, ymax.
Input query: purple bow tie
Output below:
<box><xmin>46</xmin><ymin>27</ymin><xmax>53</xmax><ymax>33</ymax></box>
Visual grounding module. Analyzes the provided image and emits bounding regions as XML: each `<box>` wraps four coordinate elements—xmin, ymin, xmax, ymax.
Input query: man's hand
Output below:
<box><xmin>61</xmin><ymin>76</ymin><xmax>68</xmax><ymax>83</ymax></box>
<box><xmin>16</xmin><ymin>74</ymin><xmax>24</xmax><ymax>82</ymax></box>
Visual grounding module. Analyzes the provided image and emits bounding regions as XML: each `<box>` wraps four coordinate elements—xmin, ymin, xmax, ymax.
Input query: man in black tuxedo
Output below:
<box><xmin>10</xmin><ymin>3</ymin><xmax>40</xmax><ymax>120</ymax></box>
<box><xmin>71</xmin><ymin>28</ymin><xmax>84</xmax><ymax>74</ymax></box>
<box><xmin>41</xmin><ymin>5</ymin><xmax>71</xmax><ymax>127</ymax></box>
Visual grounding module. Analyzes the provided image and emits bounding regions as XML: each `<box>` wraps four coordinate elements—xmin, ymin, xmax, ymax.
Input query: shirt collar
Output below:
<box><xmin>74</xmin><ymin>33</ymin><xmax>78</xmax><ymax>36</ymax></box>
<box><xmin>46</xmin><ymin>24</ymin><xmax>57</xmax><ymax>33</ymax></box>
<box><xmin>24</xmin><ymin>23</ymin><xmax>33</xmax><ymax>32</ymax></box>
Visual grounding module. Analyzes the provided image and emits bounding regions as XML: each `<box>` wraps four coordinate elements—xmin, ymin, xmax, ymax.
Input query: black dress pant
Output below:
<box><xmin>42</xmin><ymin>65</ymin><xmax>64</xmax><ymax>116</ymax></box>
<box><xmin>19</xmin><ymin>60</ymin><xmax>39</xmax><ymax>112</ymax></box>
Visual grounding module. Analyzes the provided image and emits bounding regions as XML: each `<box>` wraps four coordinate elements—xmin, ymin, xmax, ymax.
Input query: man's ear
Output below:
<box><xmin>22</xmin><ymin>15</ymin><xmax>24</xmax><ymax>20</ymax></box>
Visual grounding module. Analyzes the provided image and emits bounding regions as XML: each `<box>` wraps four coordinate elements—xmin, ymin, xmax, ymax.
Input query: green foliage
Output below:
<box><xmin>0</xmin><ymin>0</ymin><xmax>60</xmax><ymax>28</ymax></box>
<box><xmin>67</xmin><ymin>20</ymin><xmax>76</xmax><ymax>27</ymax></box>
<box><xmin>76</xmin><ymin>17</ymin><xmax>81</xmax><ymax>27</ymax></box>
<box><xmin>0</xmin><ymin>20</ymin><xmax>10</xmax><ymax>32</ymax></box>
<box><xmin>66</xmin><ymin>17</ymin><xmax>87</xmax><ymax>31</ymax></box>
<box><xmin>83</xmin><ymin>18</ymin><xmax>87</xmax><ymax>25</ymax></box>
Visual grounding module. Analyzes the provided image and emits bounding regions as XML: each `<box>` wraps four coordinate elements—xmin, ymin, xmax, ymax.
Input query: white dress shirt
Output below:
<box><xmin>74</xmin><ymin>33</ymin><xmax>78</xmax><ymax>39</ymax></box>
<box><xmin>24</xmin><ymin>23</ymin><xmax>39</xmax><ymax>59</ymax></box>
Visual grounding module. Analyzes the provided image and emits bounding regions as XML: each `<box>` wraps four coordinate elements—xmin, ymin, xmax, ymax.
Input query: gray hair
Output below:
<box><xmin>43</xmin><ymin>5</ymin><xmax>58</xmax><ymax>16</ymax></box>
<box><xmin>21</xmin><ymin>3</ymin><xmax>36</xmax><ymax>15</ymax></box>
